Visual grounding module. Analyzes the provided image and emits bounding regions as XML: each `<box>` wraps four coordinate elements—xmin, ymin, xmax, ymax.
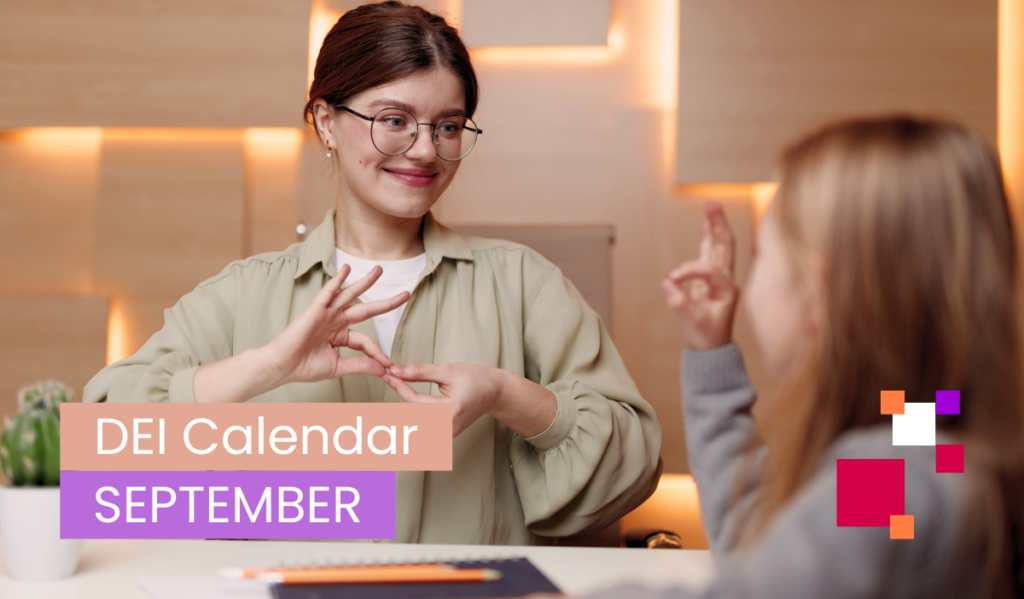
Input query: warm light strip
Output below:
<box><xmin>309</xmin><ymin>1</ymin><xmax>340</xmax><ymax>86</ymax></box>
<box><xmin>656</xmin><ymin>0</ymin><xmax>681</xmax><ymax>172</ymax></box>
<box><xmin>10</xmin><ymin>127</ymin><xmax>302</xmax><ymax>144</ymax></box>
<box><xmin>243</xmin><ymin>128</ymin><xmax>305</xmax><ymax>160</ymax></box>
<box><xmin>751</xmin><ymin>183</ymin><xmax>779</xmax><ymax>220</ymax></box>
<box><xmin>675</xmin><ymin>183</ymin><xmax>765</xmax><ymax>197</ymax></box>
<box><xmin>107</xmin><ymin>298</ymin><xmax>128</xmax><ymax>366</ymax></box>
<box><xmin>101</xmin><ymin>128</ymin><xmax>244</xmax><ymax>142</ymax></box>
<box><xmin>470</xmin><ymin>20</ymin><xmax>625</xmax><ymax>65</ymax></box>
<box><xmin>675</xmin><ymin>182</ymin><xmax>778</xmax><ymax>221</ymax></box>
<box><xmin>654</xmin><ymin>0</ymin><xmax>680</xmax><ymax>112</ymax></box>
<box><xmin>1000</xmin><ymin>0</ymin><xmax>1023</xmax><ymax>207</ymax></box>
<box><xmin>10</xmin><ymin>127</ymin><xmax>102</xmax><ymax>153</ymax></box>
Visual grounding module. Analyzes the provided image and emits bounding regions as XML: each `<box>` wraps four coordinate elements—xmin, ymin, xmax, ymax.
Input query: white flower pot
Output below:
<box><xmin>0</xmin><ymin>486</ymin><xmax>81</xmax><ymax>580</ymax></box>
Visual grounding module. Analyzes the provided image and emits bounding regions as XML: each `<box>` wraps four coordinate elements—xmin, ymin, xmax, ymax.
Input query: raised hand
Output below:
<box><xmin>269</xmin><ymin>264</ymin><xmax>410</xmax><ymax>383</ymax></box>
<box><xmin>661</xmin><ymin>202</ymin><xmax>740</xmax><ymax>350</ymax></box>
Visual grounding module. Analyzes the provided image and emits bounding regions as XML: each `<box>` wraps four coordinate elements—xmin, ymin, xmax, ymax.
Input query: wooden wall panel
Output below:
<box><xmin>299</xmin><ymin>135</ymin><xmax>339</xmax><ymax>238</ymax></box>
<box><xmin>0</xmin><ymin>296</ymin><xmax>107</xmax><ymax>420</ymax></box>
<box><xmin>322</xmin><ymin>0</ymin><xmax>453</xmax><ymax>18</ymax></box>
<box><xmin>462</xmin><ymin>0</ymin><xmax>610</xmax><ymax>48</ymax></box>
<box><xmin>0</xmin><ymin>132</ymin><xmax>101</xmax><ymax>294</ymax></box>
<box><xmin>0</xmin><ymin>1</ymin><xmax>310</xmax><ymax>128</ymax></box>
<box><xmin>244</xmin><ymin>131</ymin><xmax>303</xmax><ymax>256</ymax></box>
<box><xmin>95</xmin><ymin>135</ymin><xmax>245</xmax><ymax>300</ymax></box>
<box><xmin>676</xmin><ymin>0</ymin><xmax>998</xmax><ymax>183</ymax></box>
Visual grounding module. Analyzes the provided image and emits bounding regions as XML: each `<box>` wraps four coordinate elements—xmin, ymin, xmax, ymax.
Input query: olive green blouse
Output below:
<box><xmin>84</xmin><ymin>209</ymin><xmax>663</xmax><ymax>545</ymax></box>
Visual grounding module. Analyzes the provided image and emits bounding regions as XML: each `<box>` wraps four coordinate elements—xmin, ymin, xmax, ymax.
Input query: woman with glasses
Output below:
<box><xmin>84</xmin><ymin>1</ymin><xmax>662</xmax><ymax>545</ymax></box>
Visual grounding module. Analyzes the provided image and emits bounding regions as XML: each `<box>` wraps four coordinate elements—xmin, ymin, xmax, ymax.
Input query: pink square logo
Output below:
<box><xmin>836</xmin><ymin>459</ymin><xmax>905</xmax><ymax>526</ymax></box>
<box><xmin>936</xmin><ymin>444</ymin><xmax>964</xmax><ymax>473</ymax></box>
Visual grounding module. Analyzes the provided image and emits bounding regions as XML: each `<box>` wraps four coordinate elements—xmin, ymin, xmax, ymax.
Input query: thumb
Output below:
<box><xmin>389</xmin><ymin>363</ymin><xmax>448</xmax><ymax>384</ymax></box>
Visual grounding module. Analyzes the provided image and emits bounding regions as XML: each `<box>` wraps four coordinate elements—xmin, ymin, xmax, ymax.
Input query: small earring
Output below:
<box><xmin>326</xmin><ymin>147</ymin><xmax>332</xmax><ymax>158</ymax></box>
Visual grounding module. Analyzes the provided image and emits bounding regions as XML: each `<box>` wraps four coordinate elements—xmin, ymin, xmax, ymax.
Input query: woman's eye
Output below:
<box><xmin>438</xmin><ymin>122</ymin><xmax>461</xmax><ymax>135</ymax></box>
<box><xmin>381</xmin><ymin>116</ymin><xmax>407</xmax><ymax>128</ymax></box>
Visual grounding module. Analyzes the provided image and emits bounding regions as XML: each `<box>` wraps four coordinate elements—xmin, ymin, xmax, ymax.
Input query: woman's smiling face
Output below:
<box><xmin>318</xmin><ymin>68</ymin><xmax>467</xmax><ymax>220</ymax></box>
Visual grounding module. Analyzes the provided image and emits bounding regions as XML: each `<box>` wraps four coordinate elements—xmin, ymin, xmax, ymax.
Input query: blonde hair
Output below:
<box><xmin>742</xmin><ymin>116</ymin><xmax>1024</xmax><ymax>597</ymax></box>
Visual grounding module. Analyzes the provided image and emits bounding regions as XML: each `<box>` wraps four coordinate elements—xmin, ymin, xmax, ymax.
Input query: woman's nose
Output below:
<box><xmin>404</xmin><ymin>125</ymin><xmax>437</xmax><ymax>161</ymax></box>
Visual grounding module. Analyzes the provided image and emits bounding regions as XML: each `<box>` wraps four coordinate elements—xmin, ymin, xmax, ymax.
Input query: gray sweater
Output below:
<box><xmin>588</xmin><ymin>344</ymin><xmax>974</xmax><ymax>598</ymax></box>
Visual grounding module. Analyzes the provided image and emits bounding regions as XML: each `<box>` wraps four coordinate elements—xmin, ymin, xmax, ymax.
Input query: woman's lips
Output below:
<box><xmin>384</xmin><ymin>167</ymin><xmax>438</xmax><ymax>187</ymax></box>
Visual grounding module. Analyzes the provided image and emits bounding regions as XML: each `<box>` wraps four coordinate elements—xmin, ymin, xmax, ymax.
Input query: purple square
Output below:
<box><xmin>935</xmin><ymin>390</ymin><xmax>960</xmax><ymax>415</ymax></box>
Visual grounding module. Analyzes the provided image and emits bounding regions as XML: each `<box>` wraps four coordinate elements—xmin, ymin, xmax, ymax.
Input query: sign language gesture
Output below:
<box><xmin>193</xmin><ymin>265</ymin><xmax>409</xmax><ymax>404</ymax></box>
<box><xmin>383</xmin><ymin>363</ymin><xmax>557</xmax><ymax>439</ymax></box>
<box><xmin>270</xmin><ymin>264</ymin><xmax>409</xmax><ymax>383</ymax></box>
<box><xmin>382</xmin><ymin>364</ymin><xmax>503</xmax><ymax>437</ymax></box>
<box><xmin>662</xmin><ymin>202</ymin><xmax>740</xmax><ymax>350</ymax></box>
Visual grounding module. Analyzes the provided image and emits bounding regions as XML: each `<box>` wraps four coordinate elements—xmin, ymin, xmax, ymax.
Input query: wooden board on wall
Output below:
<box><xmin>244</xmin><ymin>131</ymin><xmax>303</xmax><ymax>256</ymax></box>
<box><xmin>0</xmin><ymin>296</ymin><xmax>108</xmax><ymax>419</ymax></box>
<box><xmin>676</xmin><ymin>0</ymin><xmax>998</xmax><ymax>183</ymax></box>
<box><xmin>0</xmin><ymin>132</ymin><xmax>100</xmax><ymax>294</ymax></box>
<box><xmin>461</xmin><ymin>0</ymin><xmax>610</xmax><ymax>48</ymax></box>
<box><xmin>95</xmin><ymin>135</ymin><xmax>245</xmax><ymax>300</ymax></box>
<box><xmin>0</xmin><ymin>1</ymin><xmax>310</xmax><ymax>128</ymax></box>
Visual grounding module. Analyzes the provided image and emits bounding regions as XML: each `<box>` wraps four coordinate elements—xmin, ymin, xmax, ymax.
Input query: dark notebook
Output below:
<box><xmin>271</xmin><ymin>558</ymin><xmax>561</xmax><ymax>599</ymax></box>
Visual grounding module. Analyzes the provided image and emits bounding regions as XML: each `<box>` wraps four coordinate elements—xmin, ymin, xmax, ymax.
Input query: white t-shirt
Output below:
<box><xmin>335</xmin><ymin>248</ymin><xmax>426</xmax><ymax>358</ymax></box>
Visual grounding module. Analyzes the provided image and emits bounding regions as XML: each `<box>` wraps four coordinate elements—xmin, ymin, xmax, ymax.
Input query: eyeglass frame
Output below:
<box><xmin>337</xmin><ymin>105</ymin><xmax>483</xmax><ymax>162</ymax></box>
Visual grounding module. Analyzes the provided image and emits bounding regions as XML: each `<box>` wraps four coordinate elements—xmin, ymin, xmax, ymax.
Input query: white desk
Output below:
<box><xmin>0</xmin><ymin>539</ymin><xmax>716</xmax><ymax>599</ymax></box>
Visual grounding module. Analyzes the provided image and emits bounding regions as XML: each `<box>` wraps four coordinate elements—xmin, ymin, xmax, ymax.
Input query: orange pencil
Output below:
<box><xmin>222</xmin><ymin>562</ymin><xmax>451</xmax><ymax>580</ymax></box>
<box><xmin>259</xmin><ymin>566</ymin><xmax>502</xmax><ymax>585</ymax></box>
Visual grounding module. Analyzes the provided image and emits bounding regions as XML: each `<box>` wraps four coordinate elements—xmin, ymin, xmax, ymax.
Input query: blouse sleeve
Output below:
<box><xmin>510</xmin><ymin>264</ymin><xmax>663</xmax><ymax>537</ymax></box>
<box><xmin>682</xmin><ymin>344</ymin><xmax>767</xmax><ymax>556</ymax></box>
<box><xmin>83</xmin><ymin>275</ymin><xmax>237</xmax><ymax>404</ymax></box>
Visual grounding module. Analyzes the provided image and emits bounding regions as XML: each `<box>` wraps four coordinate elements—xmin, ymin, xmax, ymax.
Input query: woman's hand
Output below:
<box><xmin>383</xmin><ymin>364</ymin><xmax>557</xmax><ymax>438</ymax></box>
<box><xmin>268</xmin><ymin>264</ymin><xmax>409</xmax><ymax>383</ymax></box>
<box><xmin>662</xmin><ymin>202</ymin><xmax>740</xmax><ymax>350</ymax></box>
<box><xmin>193</xmin><ymin>265</ymin><xmax>409</xmax><ymax>403</ymax></box>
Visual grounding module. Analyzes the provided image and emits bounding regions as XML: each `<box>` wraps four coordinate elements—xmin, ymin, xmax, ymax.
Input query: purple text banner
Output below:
<box><xmin>60</xmin><ymin>471</ymin><xmax>395</xmax><ymax>540</ymax></box>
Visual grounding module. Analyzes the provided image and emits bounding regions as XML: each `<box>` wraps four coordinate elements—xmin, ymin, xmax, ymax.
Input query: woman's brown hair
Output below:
<box><xmin>303</xmin><ymin>1</ymin><xmax>479</xmax><ymax>128</ymax></box>
<box><xmin>743</xmin><ymin>116</ymin><xmax>1024</xmax><ymax>597</ymax></box>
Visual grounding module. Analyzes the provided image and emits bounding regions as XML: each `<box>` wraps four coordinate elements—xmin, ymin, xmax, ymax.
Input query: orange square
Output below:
<box><xmin>881</xmin><ymin>390</ymin><xmax>905</xmax><ymax>415</ymax></box>
<box><xmin>890</xmin><ymin>514</ymin><xmax>914</xmax><ymax>539</ymax></box>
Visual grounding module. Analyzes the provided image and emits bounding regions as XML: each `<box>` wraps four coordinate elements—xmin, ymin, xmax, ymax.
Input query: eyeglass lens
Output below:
<box><xmin>370</xmin><ymin>108</ymin><xmax>479</xmax><ymax>161</ymax></box>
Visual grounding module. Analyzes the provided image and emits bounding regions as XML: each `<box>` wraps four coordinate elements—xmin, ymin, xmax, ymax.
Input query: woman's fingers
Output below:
<box><xmin>382</xmin><ymin>373</ymin><xmax>437</xmax><ymax>403</ymax></box>
<box><xmin>314</xmin><ymin>264</ymin><xmax>352</xmax><ymax>307</ymax></box>
<box><xmin>343</xmin><ymin>292</ymin><xmax>410</xmax><ymax>325</ymax></box>
<box><xmin>332</xmin><ymin>265</ymin><xmax>384</xmax><ymax>309</ymax></box>
<box><xmin>344</xmin><ymin>330</ymin><xmax>393</xmax><ymax>368</ymax></box>
<box><xmin>388</xmin><ymin>363</ymin><xmax>448</xmax><ymax>384</ymax></box>
<box><xmin>332</xmin><ymin>356</ymin><xmax>387</xmax><ymax>378</ymax></box>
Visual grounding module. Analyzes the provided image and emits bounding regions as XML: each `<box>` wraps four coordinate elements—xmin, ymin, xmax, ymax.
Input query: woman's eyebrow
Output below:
<box><xmin>367</xmin><ymin>98</ymin><xmax>416</xmax><ymax>112</ymax></box>
<box><xmin>366</xmin><ymin>98</ymin><xmax>467</xmax><ymax>117</ymax></box>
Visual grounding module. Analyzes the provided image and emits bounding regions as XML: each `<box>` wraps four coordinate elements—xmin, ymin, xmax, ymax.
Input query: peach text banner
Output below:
<box><xmin>60</xmin><ymin>403</ymin><xmax>452</xmax><ymax>471</ymax></box>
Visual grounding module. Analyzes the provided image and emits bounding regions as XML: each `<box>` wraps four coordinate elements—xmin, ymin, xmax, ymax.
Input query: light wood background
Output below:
<box><xmin>0</xmin><ymin>1</ymin><xmax>310</xmax><ymax>128</ymax></box>
<box><xmin>0</xmin><ymin>0</ymin><xmax>1014</xmax><ymax>476</ymax></box>
<box><xmin>675</xmin><ymin>0</ymin><xmax>998</xmax><ymax>183</ymax></box>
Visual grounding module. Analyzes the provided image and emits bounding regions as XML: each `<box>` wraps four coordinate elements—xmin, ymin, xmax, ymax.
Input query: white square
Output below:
<box><xmin>892</xmin><ymin>402</ymin><xmax>936</xmax><ymax>446</ymax></box>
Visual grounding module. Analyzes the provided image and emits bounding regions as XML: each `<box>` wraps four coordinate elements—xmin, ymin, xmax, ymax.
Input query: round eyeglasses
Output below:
<box><xmin>338</xmin><ymin>106</ymin><xmax>482</xmax><ymax>162</ymax></box>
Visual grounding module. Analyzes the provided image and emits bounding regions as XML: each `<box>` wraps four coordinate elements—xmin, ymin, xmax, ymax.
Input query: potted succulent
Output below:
<box><xmin>0</xmin><ymin>380</ymin><xmax>81</xmax><ymax>580</ymax></box>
